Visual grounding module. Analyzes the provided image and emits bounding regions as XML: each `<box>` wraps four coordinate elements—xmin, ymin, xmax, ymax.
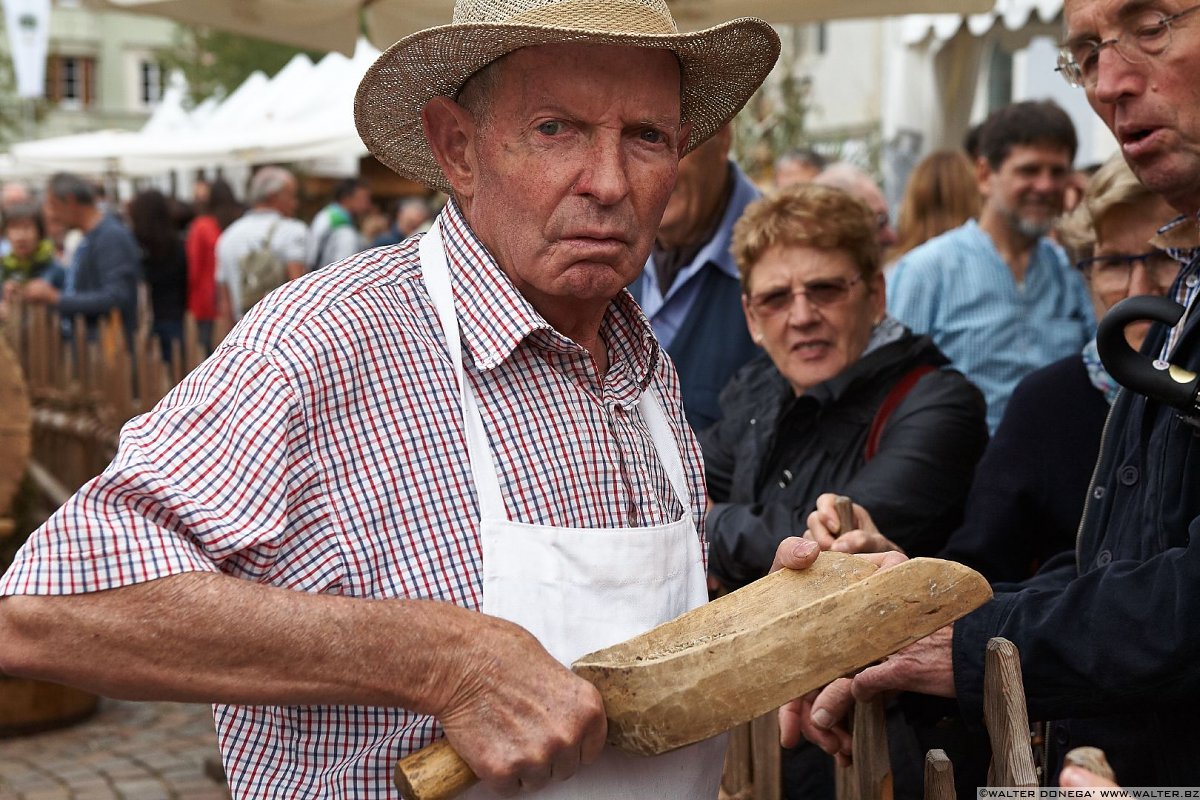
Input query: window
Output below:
<box><xmin>46</xmin><ymin>55</ymin><xmax>96</xmax><ymax>109</ymax></box>
<box><xmin>140</xmin><ymin>60</ymin><xmax>162</xmax><ymax>106</ymax></box>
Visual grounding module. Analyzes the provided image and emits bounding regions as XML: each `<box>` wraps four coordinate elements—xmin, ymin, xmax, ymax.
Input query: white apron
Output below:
<box><xmin>419</xmin><ymin>222</ymin><xmax>726</xmax><ymax>798</ymax></box>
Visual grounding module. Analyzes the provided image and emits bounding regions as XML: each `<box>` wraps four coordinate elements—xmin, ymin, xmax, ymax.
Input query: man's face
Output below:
<box><xmin>979</xmin><ymin>143</ymin><xmax>1073</xmax><ymax>239</ymax></box>
<box><xmin>42</xmin><ymin>193</ymin><xmax>77</xmax><ymax>230</ymax></box>
<box><xmin>657</xmin><ymin>125</ymin><xmax>732</xmax><ymax>248</ymax></box>
<box><xmin>1065</xmin><ymin>0</ymin><xmax>1200</xmax><ymax>213</ymax></box>
<box><xmin>272</xmin><ymin>178</ymin><xmax>300</xmax><ymax>218</ymax></box>
<box><xmin>345</xmin><ymin>186</ymin><xmax>373</xmax><ymax>218</ymax></box>
<box><xmin>397</xmin><ymin>204</ymin><xmax>429</xmax><ymax>236</ymax></box>
<box><xmin>456</xmin><ymin>43</ymin><xmax>686</xmax><ymax>323</ymax></box>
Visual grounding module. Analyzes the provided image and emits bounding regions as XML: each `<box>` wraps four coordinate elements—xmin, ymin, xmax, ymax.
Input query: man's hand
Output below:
<box><xmin>784</xmin><ymin>624</ymin><xmax>955</xmax><ymax>760</ymax></box>
<box><xmin>804</xmin><ymin>493</ymin><xmax>905</xmax><ymax>555</ymax></box>
<box><xmin>19</xmin><ymin>278</ymin><xmax>59</xmax><ymax>305</ymax></box>
<box><xmin>769</xmin><ymin>536</ymin><xmax>821</xmax><ymax>574</ymax></box>
<box><xmin>434</xmin><ymin>613</ymin><xmax>608</xmax><ymax>796</ymax></box>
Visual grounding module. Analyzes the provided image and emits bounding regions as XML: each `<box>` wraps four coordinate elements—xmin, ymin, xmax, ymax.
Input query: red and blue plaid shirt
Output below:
<box><xmin>1</xmin><ymin>200</ymin><xmax>706</xmax><ymax>798</ymax></box>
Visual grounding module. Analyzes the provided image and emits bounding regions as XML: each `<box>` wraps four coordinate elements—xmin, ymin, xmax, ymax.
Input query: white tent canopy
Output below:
<box><xmin>5</xmin><ymin>38</ymin><xmax>381</xmax><ymax>180</ymax></box>
<box><xmin>879</xmin><ymin>0</ymin><xmax>1115</xmax><ymax>204</ymax></box>
<box><xmin>90</xmin><ymin>0</ymin><xmax>997</xmax><ymax>56</ymax></box>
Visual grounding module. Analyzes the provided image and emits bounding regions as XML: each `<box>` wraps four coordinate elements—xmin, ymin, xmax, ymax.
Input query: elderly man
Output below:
<box><xmin>214</xmin><ymin>165</ymin><xmax>308</xmax><ymax>324</ymax></box>
<box><xmin>20</xmin><ymin>172</ymin><xmax>140</xmax><ymax>336</ymax></box>
<box><xmin>0</xmin><ymin>0</ymin><xmax>789</xmax><ymax>797</ymax></box>
<box><xmin>813</xmin><ymin>163</ymin><xmax>897</xmax><ymax>248</ymax></box>
<box><xmin>629</xmin><ymin>123</ymin><xmax>762</xmax><ymax>430</ymax></box>
<box><xmin>794</xmin><ymin>0</ymin><xmax>1200</xmax><ymax>786</ymax></box>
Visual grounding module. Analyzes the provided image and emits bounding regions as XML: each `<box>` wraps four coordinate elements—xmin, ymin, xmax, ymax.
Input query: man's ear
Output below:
<box><xmin>677</xmin><ymin>121</ymin><xmax>695</xmax><ymax>159</ymax></box>
<box><xmin>422</xmin><ymin>97</ymin><xmax>478</xmax><ymax>199</ymax></box>
<box><xmin>974</xmin><ymin>155</ymin><xmax>992</xmax><ymax>198</ymax></box>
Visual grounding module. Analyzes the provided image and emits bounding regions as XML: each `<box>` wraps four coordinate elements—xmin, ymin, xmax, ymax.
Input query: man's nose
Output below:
<box><xmin>1092</xmin><ymin>42</ymin><xmax>1147</xmax><ymax>105</ymax></box>
<box><xmin>577</xmin><ymin>136</ymin><xmax>630</xmax><ymax>205</ymax></box>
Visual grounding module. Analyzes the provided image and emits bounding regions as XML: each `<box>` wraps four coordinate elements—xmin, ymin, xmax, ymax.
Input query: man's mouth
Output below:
<box><xmin>1118</xmin><ymin>124</ymin><xmax>1166</xmax><ymax>158</ymax></box>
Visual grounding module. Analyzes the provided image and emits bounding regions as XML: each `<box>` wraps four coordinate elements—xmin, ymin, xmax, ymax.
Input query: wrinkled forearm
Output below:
<box><xmin>0</xmin><ymin>571</ymin><xmax>481</xmax><ymax>716</ymax></box>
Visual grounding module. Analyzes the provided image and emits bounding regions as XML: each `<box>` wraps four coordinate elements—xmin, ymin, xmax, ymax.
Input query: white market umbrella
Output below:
<box><xmin>87</xmin><ymin>0</ymin><xmax>995</xmax><ymax>56</ymax></box>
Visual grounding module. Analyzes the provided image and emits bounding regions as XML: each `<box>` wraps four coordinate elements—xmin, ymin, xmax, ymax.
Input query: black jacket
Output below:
<box><xmin>701</xmin><ymin>331</ymin><xmax>989</xmax><ymax>589</ymax></box>
<box><xmin>953</xmin><ymin>278</ymin><xmax>1200</xmax><ymax>784</ymax></box>
<box><xmin>939</xmin><ymin>355</ymin><xmax>1110</xmax><ymax>583</ymax></box>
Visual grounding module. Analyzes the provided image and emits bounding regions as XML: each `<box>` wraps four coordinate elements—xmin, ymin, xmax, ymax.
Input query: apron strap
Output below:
<box><xmin>636</xmin><ymin>390</ymin><xmax>693</xmax><ymax>513</ymax></box>
<box><xmin>420</xmin><ymin>217</ymin><xmax>693</xmax><ymax>525</ymax></box>
<box><xmin>419</xmin><ymin>221</ymin><xmax>507</xmax><ymax>520</ymax></box>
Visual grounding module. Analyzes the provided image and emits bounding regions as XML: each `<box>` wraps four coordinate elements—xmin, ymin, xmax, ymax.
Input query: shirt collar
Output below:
<box><xmin>436</xmin><ymin>199</ymin><xmax>661</xmax><ymax>396</ymax></box>
<box><xmin>688</xmin><ymin>160</ymin><xmax>758</xmax><ymax>282</ymax></box>
<box><xmin>1151</xmin><ymin>213</ymin><xmax>1200</xmax><ymax>264</ymax></box>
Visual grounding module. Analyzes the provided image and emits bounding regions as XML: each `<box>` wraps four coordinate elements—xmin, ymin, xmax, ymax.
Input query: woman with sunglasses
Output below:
<box><xmin>937</xmin><ymin>153</ymin><xmax>1178</xmax><ymax>583</ymax></box>
<box><xmin>700</xmin><ymin>182</ymin><xmax>988</xmax><ymax>799</ymax></box>
<box><xmin>702</xmin><ymin>182</ymin><xmax>989</xmax><ymax>589</ymax></box>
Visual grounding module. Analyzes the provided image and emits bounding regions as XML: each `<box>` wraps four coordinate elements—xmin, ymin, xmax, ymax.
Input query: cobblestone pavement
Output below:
<box><xmin>0</xmin><ymin>699</ymin><xmax>227</xmax><ymax>800</ymax></box>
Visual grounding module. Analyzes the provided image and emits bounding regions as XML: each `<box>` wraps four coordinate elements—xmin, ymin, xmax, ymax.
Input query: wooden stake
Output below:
<box><xmin>924</xmin><ymin>750</ymin><xmax>956</xmax><ymax>800</ymax></box>
<box><xmin>983</xmin><ymin>638</ymin><xmax>1037</xmax><ymax>787</ymax></box>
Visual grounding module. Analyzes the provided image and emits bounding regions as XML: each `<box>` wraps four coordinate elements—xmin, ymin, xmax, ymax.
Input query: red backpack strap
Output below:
<box><xmin>864</xmin><ymin>364</ymin><xmax>937</xmax><ymax>461</ymax></box>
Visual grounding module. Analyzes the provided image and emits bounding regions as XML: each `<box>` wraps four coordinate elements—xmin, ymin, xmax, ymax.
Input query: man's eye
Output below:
<box><xmin>536</xmin><ymin>121</ymin><xmax>562</xmax><ymax>135</ymax></box>
<box><xmin>1133</xmin><ymin>11</ymin><xmax>1170</xmax><ymax>38</ymax></box>
<box><xmin>1074</xmin><ymin>43</ymin><xmax>1100</xmax><ymax>67</ymax></box>
<box><xmin>640</xmin><ymin>129</ymin><xmax>666</xmax><ymax>144</ymax></box>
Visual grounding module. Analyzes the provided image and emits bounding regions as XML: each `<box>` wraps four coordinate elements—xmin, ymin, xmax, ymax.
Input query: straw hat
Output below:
<box><xmin>355</xmin><ymin>0</ymin><xmax>780</xmax><ymax>193</ymax></box>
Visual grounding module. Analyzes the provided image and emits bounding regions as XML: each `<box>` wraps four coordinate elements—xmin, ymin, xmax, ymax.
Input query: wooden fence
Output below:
<box><xmin>1</xmin><ymin>301</ymin><xmax>216</xmax><ymax>496</ymax></box>
<box><xmin>720</xmin><ymin>637</ymin><xmax>1055</xmax><ymax>800</ymax></box>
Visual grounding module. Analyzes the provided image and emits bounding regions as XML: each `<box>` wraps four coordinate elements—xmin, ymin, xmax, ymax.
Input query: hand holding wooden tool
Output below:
<box><xmin>394</xmin><ymin>551</ymin><xmax>991</xmax><ymax>799</ymax></box>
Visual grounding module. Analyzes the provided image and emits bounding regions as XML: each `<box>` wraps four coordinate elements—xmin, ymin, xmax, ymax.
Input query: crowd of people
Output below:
<box><xmin>1</xmin><ymin>0</ymin><xmax>1198</xmax><ymax>796</ymax></box>
<box><xmin>0</xmin><ymin>168</ymin><xmax>435</xmax><ymax>358</ymax></box>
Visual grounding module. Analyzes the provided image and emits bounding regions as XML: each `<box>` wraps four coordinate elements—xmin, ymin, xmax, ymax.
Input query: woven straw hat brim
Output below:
<box><xmin>355</xmin><ymin>18</ymin><xmax>780</xmax><ymax>193</ymax></box>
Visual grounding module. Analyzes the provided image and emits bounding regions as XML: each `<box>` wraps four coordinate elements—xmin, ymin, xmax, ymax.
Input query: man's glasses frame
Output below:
<box><xmin>1055</xmin><ymin>2</ymin><xmax>1200</xmax><ymax>88</ymax></box>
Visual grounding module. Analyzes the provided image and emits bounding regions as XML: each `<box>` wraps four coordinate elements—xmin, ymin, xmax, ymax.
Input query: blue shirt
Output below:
<box><xmin>632</xmin><ymin>161</ymin><xmax>759</xmax><ymax>348</ymax></box>
<box><xmin>888</xmin><ymin>220</ymin><xmax>1094</xmax><ymax>431</ymax></box>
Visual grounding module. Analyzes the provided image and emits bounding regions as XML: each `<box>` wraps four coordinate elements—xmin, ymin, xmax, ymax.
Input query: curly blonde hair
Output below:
<box><xmin>732</xmin><ymin>183</ymin><xmax>880</xmax><ymax>290</ymax></box>
<box><xmin>1057</xmin><ymin>154</ymin><xmax>1161</xmax><ymax>260</ymax></box>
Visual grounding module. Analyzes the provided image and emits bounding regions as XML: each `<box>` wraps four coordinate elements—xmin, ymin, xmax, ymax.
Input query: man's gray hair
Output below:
<box><xmin>47</xmin><ymin>172</ymin><xmax>96</xmax><ymax>205</ymax></box>
<box><xmin>814</xmin><ymin>163</ymin><xmax>876</xmax><ymax>197</ymax></box>
<box><xmin>248</xmin><ymin>166</ymin><xmax>295</xmax><ymax>206</ymax></box>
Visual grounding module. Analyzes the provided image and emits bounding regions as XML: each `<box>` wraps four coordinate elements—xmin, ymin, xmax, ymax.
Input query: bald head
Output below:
<box><xmin>815</xmin><ymin>164</ymin><xmax>896</xmax><ymax>247</ymax></box>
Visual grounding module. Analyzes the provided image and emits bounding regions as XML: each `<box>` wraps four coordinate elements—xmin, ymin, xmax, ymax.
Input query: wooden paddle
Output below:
<box><xmin>395</xmin><ymin>552</ymin><xmax>991</xmax><ymax>799</ymax></box>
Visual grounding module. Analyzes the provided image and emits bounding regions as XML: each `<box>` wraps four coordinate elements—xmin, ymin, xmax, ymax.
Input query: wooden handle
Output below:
<box><xmin>834</xmin><ymin>495</ymin><xmax>855</xmax><ymax>537</ymax></box>
<box><xmin>394</xmin><ymin>738</ymin><xmax>479</xmax><ymax>800</ymax></box>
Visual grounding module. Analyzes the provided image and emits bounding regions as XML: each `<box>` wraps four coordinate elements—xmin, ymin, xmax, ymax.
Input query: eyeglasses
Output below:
<box><xmin>746</xmin><ymin>275</ymin><xmax>863</xmax><ymax>316</ymax></box>
<box><xmin>1075</xmin><ymin>251</ymin><xmax>1180</xmax><ymax>290</ymax></box>
<box><xmin>1056</xmin><ymin>2</ymin><xmax>1200</xmax><ymax>88</ymax></box>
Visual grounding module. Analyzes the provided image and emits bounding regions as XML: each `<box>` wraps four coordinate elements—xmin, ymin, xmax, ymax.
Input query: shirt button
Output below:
<box><xmin>777</xmin><ymin>469</ymin><xmax>793</xmax><ymax>489</ymax></box>
<box><xmin>1118</xmin><ymin>465</ymin><xmax>1139</xmax><ymax>486</ymax></box>
<box><xmin>1187</xmin><ymin>274</ymin><xmax>1199</xmax><ymax>288</ymax></box>
<box><xmin>1092</xmin><ymin>486</ymin><xmax>1106</xmax><ymax>500</ymax></box>
<box><xmin>1097</xmin><ymin>550</ymin><xmax>1113</xmax><ymax>566</ymax></box>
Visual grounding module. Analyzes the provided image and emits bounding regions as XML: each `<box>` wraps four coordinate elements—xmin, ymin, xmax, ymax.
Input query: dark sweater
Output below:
<box><xmin>939</xmin><ymin>354</ymin><xmax>1110</xmax><ymax>583</ymax></box>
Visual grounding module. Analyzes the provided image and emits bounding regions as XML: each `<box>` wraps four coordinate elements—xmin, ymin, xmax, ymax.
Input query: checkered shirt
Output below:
<box><xmin>1157</xmin><ymin>212</ymin><xmax>1200</xmax><ymax>358</ymax></box>
<box><xmin>0</xmin><ymin>200</ymin><xmax>707</xmax><ymax>799</ymax></box>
